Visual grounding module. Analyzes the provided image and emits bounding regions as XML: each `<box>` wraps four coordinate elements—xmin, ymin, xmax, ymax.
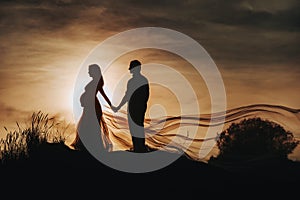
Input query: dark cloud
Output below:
<box><xmin>0</xmin><ymin>0</ymin><xmax>299</xmax><ymax>71</ymax></box>
<box><xmin>94</xmin><ymin>0</ymin><xmax>300</xmax><ymax>31</ymax></box>
<box><xmin>0</xmin><ymin>3</ymin><xmax>80</xmax><ymax>34</ymax></box>
<box><xmin>0</xmin><ymin>103</ymin><xmax>29</xmax><ymax>118</ymax></box>
<box><xmin>205</xmin><ymin>1</ymin><xmax>300</xmax><ymax>31</ymax></box>
<box><xmin>1</xmin><ymin>0</ymin><xmax>299</xmax><ymax>33</ymax></box>
<box><xmin>0</xmin><ymin>102</ymin><xmax>32</xmax><ymax>129</ymax></box>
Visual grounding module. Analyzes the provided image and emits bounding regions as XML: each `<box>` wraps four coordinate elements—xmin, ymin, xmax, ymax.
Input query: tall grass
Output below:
<box><xmin>0</xmin><ymin>111</ymin><xmax>73</xmax><ymax>164</ymax></box>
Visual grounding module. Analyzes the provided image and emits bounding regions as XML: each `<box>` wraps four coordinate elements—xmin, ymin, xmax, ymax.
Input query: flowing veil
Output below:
<box><xmin>103</xmin><ymin>104</ymin><xmax>300</xmax><ymax>162</ymax></box>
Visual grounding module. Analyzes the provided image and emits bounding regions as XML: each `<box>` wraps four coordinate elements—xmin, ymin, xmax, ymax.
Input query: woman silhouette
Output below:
<box><xmin>70</xmin><ymin>64</ymin><xmax>113</xmax><ymax>151</ymax></box>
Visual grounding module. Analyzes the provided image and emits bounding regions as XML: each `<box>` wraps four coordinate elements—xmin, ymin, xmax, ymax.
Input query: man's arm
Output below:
<box><xmin>113</xmin><ymin>81</ymin><xmax>130</xmax><ymax>112</ymax></box>
<box><xmin>113</xmin><ymin>91</ymin><xmax>128</xmax><ymax>112</ymax></box>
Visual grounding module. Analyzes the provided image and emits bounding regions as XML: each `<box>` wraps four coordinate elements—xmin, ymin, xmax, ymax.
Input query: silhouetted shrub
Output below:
<box><xmin>216</xmin><ymin>118</ymin><xmax>299</xmax><ymax>160</ymax></box>
<box><xmin>0</xmin><ymin>111</ymin><xmax>71</xmax><ymax>164</ymax></box>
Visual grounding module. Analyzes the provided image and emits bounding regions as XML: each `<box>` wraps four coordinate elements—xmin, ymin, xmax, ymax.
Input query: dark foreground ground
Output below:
<box><xmin>1</xmin><ymin>143</ymin><xmax>300</xmax><ymax>198</ymax></box>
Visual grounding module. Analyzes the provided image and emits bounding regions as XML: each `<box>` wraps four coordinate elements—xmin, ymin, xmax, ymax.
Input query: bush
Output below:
<box><xmin>0</xmin><ymin>111</ymin><xmax>71</xmax><ymax>164</ymax></box>
<box><xmin>216</xmin><ymin>118</ymin><xmax>299</xmax><ymax>160</ymax></box>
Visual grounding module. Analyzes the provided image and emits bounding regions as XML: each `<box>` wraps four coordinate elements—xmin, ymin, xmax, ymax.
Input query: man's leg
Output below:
<box><xmin>128</xmin><ymin>110</ymin><xmax>147</xmax><ymax>153</ymax></box>
<box><xmin>132</xmin><ymin>136</ymin><xmax>146</xmax><ymax>153</ymax></box>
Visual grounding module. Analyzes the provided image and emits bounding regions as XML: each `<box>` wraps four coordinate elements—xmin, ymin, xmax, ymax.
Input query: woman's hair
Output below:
<box><xmin>88</xmin><ymin>64</ymin><xmax>103</xmax><ymax>80</ymax></box>
<box><xmin>89</xmin><ymin>64</ymin><xmax>101</xmax><ymax>74</ymax></box>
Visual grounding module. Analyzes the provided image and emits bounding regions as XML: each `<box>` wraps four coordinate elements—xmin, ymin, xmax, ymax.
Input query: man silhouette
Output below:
<box><xmin>112</xmin><ymin>60</ymin><xmax>149</xmax><ymax>153</ymax></box>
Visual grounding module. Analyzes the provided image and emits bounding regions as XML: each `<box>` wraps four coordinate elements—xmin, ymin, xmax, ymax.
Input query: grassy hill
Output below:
<box><xmin>1</xmin><ymin>112</ymin><xmax>300</xmax><ymax>198</ymax></box>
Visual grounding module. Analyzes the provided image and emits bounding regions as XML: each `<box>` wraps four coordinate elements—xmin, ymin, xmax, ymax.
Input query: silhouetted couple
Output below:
<box><xmin>71</xmin><ymin>60</ymin><xmax>149</xmax><ymax>153</ymax></box>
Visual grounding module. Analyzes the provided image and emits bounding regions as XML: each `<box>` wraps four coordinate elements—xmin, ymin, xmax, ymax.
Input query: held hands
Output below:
<box><xmin>111</xmin><ymin>105</ymin><xmax>119</xmax><ymax>113</ymax></box>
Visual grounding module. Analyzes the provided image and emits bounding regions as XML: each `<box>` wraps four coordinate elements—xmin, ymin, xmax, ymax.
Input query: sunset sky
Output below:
<box><xmin>0</xmin><ymin>0</ymin><xmax>299</xmax><ymax>138</ymax></box>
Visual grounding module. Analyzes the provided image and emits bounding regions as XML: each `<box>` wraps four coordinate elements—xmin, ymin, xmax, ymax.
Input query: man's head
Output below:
<box><xmin>129</xmin><ymin>60</ymin><xmax>141</xmax><ymax>74</ymax></box>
